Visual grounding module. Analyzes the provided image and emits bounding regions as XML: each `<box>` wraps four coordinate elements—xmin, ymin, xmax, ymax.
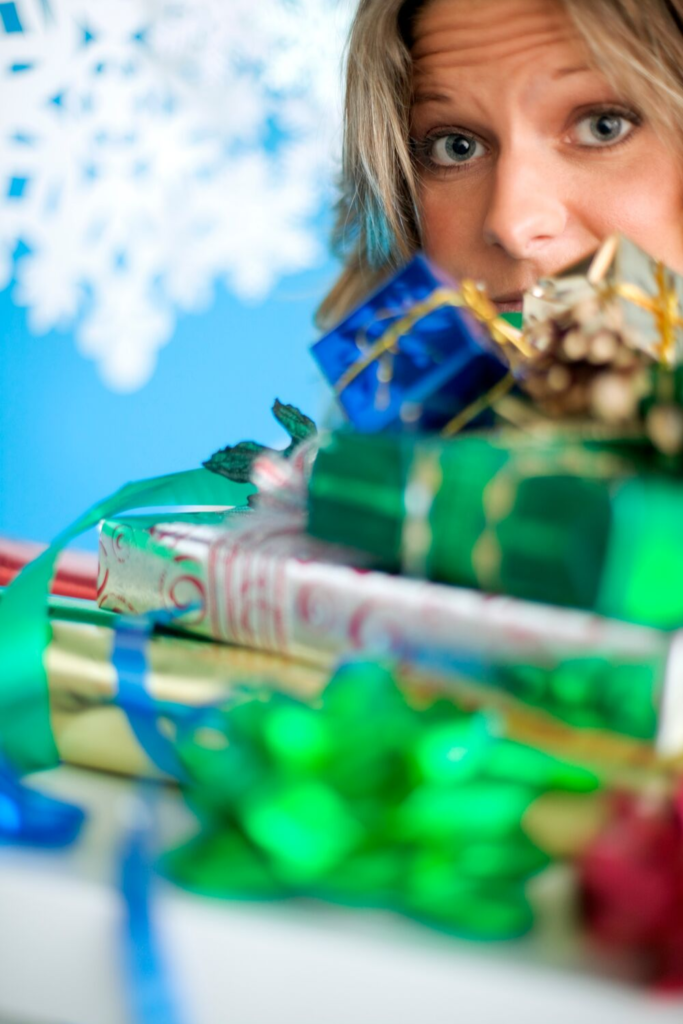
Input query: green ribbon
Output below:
<box><xmin>0</xmin><ymin>468</ymin><xmax>253</xmax><ymax>773</ymax></box>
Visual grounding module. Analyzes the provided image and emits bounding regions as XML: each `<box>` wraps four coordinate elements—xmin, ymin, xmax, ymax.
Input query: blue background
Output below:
<box><xmin>0</xmin><ymin>259</ymin><xmax>336</xmax><ymax>544</ymax></box>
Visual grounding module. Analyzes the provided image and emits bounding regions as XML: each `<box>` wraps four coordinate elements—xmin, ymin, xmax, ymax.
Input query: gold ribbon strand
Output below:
<box><xmin>611</xmin><ymin>265</ymin><xmax>683</xmax><ymax>366</ymax></box>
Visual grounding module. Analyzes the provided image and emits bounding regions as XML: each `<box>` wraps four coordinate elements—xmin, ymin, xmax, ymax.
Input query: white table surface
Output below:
<box><xmin>0</xmin><ymin>765</ymin><xmax>681</xmax><ymax>1024</ymax></box>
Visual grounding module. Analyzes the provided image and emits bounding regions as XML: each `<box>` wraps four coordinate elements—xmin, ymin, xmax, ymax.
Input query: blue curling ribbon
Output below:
<box><xmin>0</xmin><ymin>752</ymin><xmax>84</xmax><ymax>848</ymax></box>
<box><xmin>112</xmin><ymin>611</ymin><xmax>190</xmax><ymax>782</ymax></box>
<box><xmin>113</xmin><ymin>610</ymin><xmax>191</xmax><ymax>1024</ymax></box>
<box><xmin>120</xmin><ymin>788</ymin><xmax>186</xmax><ymax>1024</ymax></box>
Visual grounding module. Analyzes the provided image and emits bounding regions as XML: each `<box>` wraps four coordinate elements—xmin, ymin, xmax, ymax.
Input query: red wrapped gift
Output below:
<box><xmin>0</xmin><ymin>536</ymin><xmax>98</xmax><ymax>601</ymax></box>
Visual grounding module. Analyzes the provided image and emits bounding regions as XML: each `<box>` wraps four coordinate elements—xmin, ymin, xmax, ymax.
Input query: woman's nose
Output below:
<box><xmin>482</xmin><ymin>149</ymin><xmax>568</xmax><ymax>260</ymax></box>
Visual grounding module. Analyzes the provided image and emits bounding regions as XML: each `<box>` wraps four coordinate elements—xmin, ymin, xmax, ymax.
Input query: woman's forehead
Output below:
<box><xmin>411</xmin><ymin>0</ymin><xmax>585</xmax><ymax>73</ymax></box>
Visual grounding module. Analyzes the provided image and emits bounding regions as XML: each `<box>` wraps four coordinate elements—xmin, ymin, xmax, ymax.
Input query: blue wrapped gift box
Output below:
<box><xmin>312</xmin><ymin>256</ymin><xmax>510</xmax><ymax>433</ymax></box>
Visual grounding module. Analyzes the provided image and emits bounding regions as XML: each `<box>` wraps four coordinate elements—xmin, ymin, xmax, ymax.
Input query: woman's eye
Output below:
<box><xmin>427</xmin><ymin>133</ymin><xmax>487</xmax><ymax>167</ymax></box>
<box><xmin>572</xmin><ymin>112</ymin><xmax>637</xmax><ymax>148</ymax></box>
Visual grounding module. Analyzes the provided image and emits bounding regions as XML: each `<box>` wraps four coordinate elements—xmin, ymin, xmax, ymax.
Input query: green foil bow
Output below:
<box><xmin>164</xmin><ymin>661</ymin><xmax>600</xmax><ymax>939</ymax></box>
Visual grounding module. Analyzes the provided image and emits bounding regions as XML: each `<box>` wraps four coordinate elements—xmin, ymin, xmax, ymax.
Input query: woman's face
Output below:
<box><xmin>410</xmin><ymin>0</ymin><xmax>683</xmax><ymax>312</ymax></box>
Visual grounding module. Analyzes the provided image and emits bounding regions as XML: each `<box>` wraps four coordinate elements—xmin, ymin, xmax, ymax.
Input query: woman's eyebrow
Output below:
<box><xmin>412</xmin><ymin>90</ymin><xmax>452</xmax><ymax>106</ymax></box>
<box><xmin>554</xmin><ymin>64</ymin><xmax>592</xmax><ymax>79</ymax></box>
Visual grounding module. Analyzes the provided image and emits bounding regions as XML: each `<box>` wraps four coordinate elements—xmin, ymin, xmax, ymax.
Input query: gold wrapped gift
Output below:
<box><xmin>48</xmin><ymin>612</ymin><xmax>327</xmax><ymax>778</ymax></box>
<box><xmin>44</xmin><ymin>601</ymin><xmax>678</xmax><ymax>787</ymax></box>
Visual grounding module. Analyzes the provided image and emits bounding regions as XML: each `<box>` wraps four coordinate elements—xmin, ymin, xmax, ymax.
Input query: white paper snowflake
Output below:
<box><xmin>0</xmin><ymin>0</ymin><xmax>353</xmax><ymax>390</ymax></box>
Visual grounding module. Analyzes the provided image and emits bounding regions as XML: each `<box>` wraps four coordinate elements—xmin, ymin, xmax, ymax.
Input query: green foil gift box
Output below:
<box><xmin>307</xmin><ymin>429</ymin><xmax>683</xmax><ymax>632</ymax></box>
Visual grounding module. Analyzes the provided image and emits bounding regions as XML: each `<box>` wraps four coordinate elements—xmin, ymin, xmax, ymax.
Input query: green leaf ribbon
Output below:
<box><xmin>204</xmin><ymin>400</ymin><xmax>316</xmax><ymax>484</ymax></box>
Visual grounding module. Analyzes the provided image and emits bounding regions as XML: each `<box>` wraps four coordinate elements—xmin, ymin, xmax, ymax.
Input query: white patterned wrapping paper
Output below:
<box><xmin>97</xmin><ymin>507</ymin><xmax>668</xmax><ymax>670</ymax></box>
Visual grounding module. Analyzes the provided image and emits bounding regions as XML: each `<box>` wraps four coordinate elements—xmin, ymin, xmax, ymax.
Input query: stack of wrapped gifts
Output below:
<box><xmin>4</xmin><ymin>234</ymin><xmax>683</xmax><ymax>989</ymax></box>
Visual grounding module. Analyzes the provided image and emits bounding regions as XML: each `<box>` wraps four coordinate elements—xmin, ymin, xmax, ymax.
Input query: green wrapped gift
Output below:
<box><xmin>308</xmin><ymin>430</ymin><xmax>683</xmax><ymax>630</ymax></box>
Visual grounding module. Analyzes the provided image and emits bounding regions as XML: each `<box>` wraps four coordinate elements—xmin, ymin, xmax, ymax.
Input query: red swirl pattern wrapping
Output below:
<box><xmin>97</xmin><ymin>508</ymin><xmax>667</xmax><ymax>673</ymax></box>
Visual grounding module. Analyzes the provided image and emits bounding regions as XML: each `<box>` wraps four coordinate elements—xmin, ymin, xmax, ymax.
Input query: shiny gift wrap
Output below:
<box><xmin>311</xmin><ymin>255</ymin><xmax>515</xmax><ymax>433</ymax></box>
<box><xmin>309</xmin><ymin>429</ymin><xmax>683</xmax><ymax>631</ymax></box>
<box><xmin>32</xmin><ymin>593</ymin><xmax>664</xmax><ymax>785</ymax></box>
<box><xmin>96</xmin><ymin>505</ymin><xmax>681</xmax><ymax>757</ymax></box>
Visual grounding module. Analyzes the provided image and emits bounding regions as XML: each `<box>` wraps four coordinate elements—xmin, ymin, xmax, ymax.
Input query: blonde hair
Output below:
<box><xmin>317</xmin><ymin>0</ymin><xmax>683</xmax><ymax>328</ymax></box>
